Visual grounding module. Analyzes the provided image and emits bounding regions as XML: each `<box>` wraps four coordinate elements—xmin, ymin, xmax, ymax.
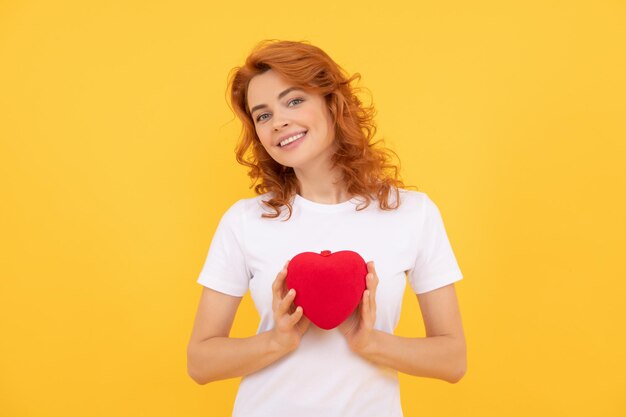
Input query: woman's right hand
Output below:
<box><xmin>269</xmin><ymin>260</ymin><xmax>311</xmax><ymax>353</ymax></box>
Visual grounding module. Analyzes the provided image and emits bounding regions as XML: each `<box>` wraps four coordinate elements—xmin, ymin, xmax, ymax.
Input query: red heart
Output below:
<box><xmin>285</xmin><ymin>250</ymin><xmax>367</xmax><ymax>330</ymax></box>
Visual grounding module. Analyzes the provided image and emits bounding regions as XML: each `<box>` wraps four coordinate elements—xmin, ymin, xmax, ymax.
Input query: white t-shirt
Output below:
<box><xmin>196</xmin><ymin>188</ymin><xmax>463</xmax><ymax>417</ymax></box>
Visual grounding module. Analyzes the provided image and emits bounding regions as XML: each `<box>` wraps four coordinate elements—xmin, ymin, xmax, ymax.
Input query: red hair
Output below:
<box><xmin>226</xmin><ymin>39</ymin><xmax>417</xmax><ymax>220</ymax></box>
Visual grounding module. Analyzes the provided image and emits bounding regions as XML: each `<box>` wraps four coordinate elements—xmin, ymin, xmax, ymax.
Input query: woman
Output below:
<box><xmin>187</xmin><ymin>39</ymin><xmax>467</xmax><ymax>417</ymax></box>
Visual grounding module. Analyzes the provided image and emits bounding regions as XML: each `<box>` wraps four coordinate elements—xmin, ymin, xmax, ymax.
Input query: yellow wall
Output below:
<box><xmin>1</xmin><ymin>0</ymin><xmax>624</xmax><ymax>415</ymax></box>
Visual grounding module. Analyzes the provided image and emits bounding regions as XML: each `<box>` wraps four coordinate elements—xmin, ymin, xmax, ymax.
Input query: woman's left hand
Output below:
<box><xmin>338</xmin><ymin>261</ymin><xmax>379</xmax><ymax>353</ymax></box>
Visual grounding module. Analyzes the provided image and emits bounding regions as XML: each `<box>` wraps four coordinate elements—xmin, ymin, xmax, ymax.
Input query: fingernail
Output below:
<box><xmin>289</xmin><ymin>289</ymin><xmax>295</xmax><ymax>296</ymax></box>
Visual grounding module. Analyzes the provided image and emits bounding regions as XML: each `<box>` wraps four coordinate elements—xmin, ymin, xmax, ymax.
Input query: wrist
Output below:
<box><xmin>267</xmin><ymin>329</ymin><xmax>296</xmax><ymax>356</ymax></box>
<box><xmin>354</xmin><ymin>329</ymin><xmax>380</xmax><ymax>359</ymax></box>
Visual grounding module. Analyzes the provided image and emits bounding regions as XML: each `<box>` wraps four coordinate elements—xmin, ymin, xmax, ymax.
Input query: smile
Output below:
<box><xmin>279</xmin><ymin>131</ymin><xmax>307</xmax><ymax>147</ymax></box>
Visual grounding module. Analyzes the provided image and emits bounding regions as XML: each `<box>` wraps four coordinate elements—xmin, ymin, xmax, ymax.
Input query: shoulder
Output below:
<box><xmin>386</xmin><ymin>188</ymin><xmax>446</xmax><ymax>227</ymax></box>
<box><xmin>222</xmin><ymin>192</ymin><xmax>276</xmax><ymax>219</ymax></box>
<box><xmin>394</xmin><ymin>187</ymin><xmax>434</xmax><ymax>212</ymax></box>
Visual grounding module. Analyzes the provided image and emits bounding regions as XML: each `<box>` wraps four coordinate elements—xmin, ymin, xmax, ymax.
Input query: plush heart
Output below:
<box><xmin>285</xmin><ymin>249</ymin><xmax>368</xmax><ymax>330</ymax></box>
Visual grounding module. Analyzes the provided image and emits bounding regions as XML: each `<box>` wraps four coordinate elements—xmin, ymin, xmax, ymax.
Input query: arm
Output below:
<box><xmin>339</xmin><ymin>262</ymin><xmax>467</xmax><ymax>383</ymax></box>
<box><xmin>353</xmin><ymin>283</ymin><xmax>467</xmax><ymax>383</ymax></box>
<box><xmin>187</xmin><ymin>262</ymin><xmax>311</xmax><ymax>385</ymax></box>
<box><xmin>186</xmin><ymin>286</ymin><xmax>294</xmax><ymax>385</ymax></box>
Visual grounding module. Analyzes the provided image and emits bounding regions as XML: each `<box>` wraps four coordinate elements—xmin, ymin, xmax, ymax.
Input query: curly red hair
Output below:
<box><xmin>226</xmin><ymin>39</ymin><xmax>417</xmax><ymax>220</ymax></box>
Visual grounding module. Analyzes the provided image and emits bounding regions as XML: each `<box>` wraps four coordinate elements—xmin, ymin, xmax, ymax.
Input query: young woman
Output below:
<box><xmin>187</xmin><ymin>39</ymin><xmax>467</xmax><ymax>417</ymax></box>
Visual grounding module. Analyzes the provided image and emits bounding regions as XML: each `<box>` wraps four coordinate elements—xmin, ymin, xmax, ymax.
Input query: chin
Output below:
<box><xmin>280</xmin><ymin>160</ymin><xmax>300</xmax><ymax>169</ymax></box>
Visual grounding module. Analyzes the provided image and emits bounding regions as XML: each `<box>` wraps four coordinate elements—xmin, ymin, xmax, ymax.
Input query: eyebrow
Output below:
<box><xmin>249</xmin><ymin>87</ymin><xmax>303</xmax><ymax>115</ymax></box>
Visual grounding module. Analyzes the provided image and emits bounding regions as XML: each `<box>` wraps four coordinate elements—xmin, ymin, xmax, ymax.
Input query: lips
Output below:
<box><xmin>276</xmin><ymin>130</ymin><xmax>307</xmax><ymax>147</ymax></box>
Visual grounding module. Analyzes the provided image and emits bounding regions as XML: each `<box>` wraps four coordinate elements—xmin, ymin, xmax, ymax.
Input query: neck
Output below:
<box><xmin>294</xmin><ymin>164</ymin><xmax>350</xmax><ymax>205</ymax></box>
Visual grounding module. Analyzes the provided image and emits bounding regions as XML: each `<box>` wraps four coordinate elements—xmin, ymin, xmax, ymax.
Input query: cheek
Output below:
<box><xmin>255</xmin><ymin>127</ymin><xmax>272</xmax><ymax>147</ymax></box>
<box><xmin>259</xmin><ymin>136</ymin><xmax>276</xmax><ymax>154</ymax></box>
<box><xmin>313</xmin><ymin>110</ymin><xmax>333</xmax><ymax>139</ymax></box>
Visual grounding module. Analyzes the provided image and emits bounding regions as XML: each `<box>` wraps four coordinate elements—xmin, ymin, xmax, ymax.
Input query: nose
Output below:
<box><xmin>272</xmin><ymin>111</ymin><xmax>289</xmax><ymax>131</ymax></box>
<box><xmin>273</xmin><ymin>122</ymin><xmax>289</xmax><ymax>131</ymax></box>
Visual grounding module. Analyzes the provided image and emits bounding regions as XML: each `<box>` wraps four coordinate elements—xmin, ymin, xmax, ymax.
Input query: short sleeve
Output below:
<box><xmin>407</xmin><ymin>194</ymin><xmax>463</xmax><ymax>294</ymax></box>
<box><xmin>196</xmin><ymin>200</ymin><xmax>250</xmax><ymax>296</ymax></box>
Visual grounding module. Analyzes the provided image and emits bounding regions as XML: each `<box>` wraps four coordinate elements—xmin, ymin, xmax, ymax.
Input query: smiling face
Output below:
<box><xmin>247</xmin><ymin>69</ymin><xmax>337</xmax><ymax>170</ymax></box>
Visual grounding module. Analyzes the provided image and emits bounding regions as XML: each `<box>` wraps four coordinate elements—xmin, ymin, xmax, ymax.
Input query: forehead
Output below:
<box><xmin>247</xmin><ymin>70</ymin><xmax>293</xmax><ymax>102</ymax></box>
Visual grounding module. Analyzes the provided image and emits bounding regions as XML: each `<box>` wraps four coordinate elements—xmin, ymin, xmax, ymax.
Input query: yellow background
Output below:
<box><xmin>1</xmin><ymin>0</ymin><xmax>624</xmax><ymax>415</ymax></box>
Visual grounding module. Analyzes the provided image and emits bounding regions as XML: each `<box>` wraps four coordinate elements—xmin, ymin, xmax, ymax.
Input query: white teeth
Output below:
<box><xmin>279</xmin><ymin>131</ymin><xmax>306</xmax><ymax>147</ymax></box>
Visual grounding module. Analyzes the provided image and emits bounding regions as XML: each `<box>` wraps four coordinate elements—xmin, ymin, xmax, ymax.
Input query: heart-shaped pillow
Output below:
<box><xmin>285</xmin><ymin>249</ymin><xmax>367</xmax><ymax>330</ymax></box>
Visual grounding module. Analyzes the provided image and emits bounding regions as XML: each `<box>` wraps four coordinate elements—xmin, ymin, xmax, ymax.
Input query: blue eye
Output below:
<box><xmin>289</xmin><ymin>97</ymin><xmax>304</xmax><ymax>106</ymax></box>
<box><xmin>255</xmin><ymin>97</ymin><xmax>304</xmax><ymax>122</ymax></box>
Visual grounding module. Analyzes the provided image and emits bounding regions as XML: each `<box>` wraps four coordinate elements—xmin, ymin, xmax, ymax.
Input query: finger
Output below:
<box><xmin>367</xmin><ymin>261</ymin><xmax>380</xmax><ymax>302</ymax></box>
<box><xmin>289</xmin><ymin>305</ymin><xmax>304</xmax><ymax>325</ymax></box>
<box><xmin>367</xmin><ymin>262</ymin><xmax>379</xmax><ymax>281</ymax></box>
<box><xmin>272</xmin><ymin>260</ymin><xmax>290</xmax><ymax>298</ymax></box>
<box><xmin>271</xmin><ymin>271</ymin><xmax>285</xmax><ymax>312</ymax></box>
<box><xmin>364</xmin><ymin>290</ymin><xmax>376</xmax><ymax>325</ymax></box>
<box><xmin>279</xmin><ymin>288</ymin><xmax>297</xmax><ymax>315</ymax></box>
<box><xmin>370</xmin><ymin>290</ymin><xmax>376</xmax><ymax>318</ymax></box>
<box><xmin>366</xmin><ymin>271</ymin><xmax>378</xmax><ymax>304</ymax></box>
<box><xmin>295</xmin><ymin>309</ymin><xmax>310</xmax><ymax>334</ymax></box>
<box><xmin>367</xmin><ymin>274</ymin><xmax>377</xmax><ymax>315</ymax></box>
<box><xmin>365</xmin><ymin>273</ymin><xmax>376</xmax><ymax>296</ymax></box>
<box><xmin>362</xmin><ymin>290</ymin><xmax>369</xmax><ymax>319</ymax></box>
